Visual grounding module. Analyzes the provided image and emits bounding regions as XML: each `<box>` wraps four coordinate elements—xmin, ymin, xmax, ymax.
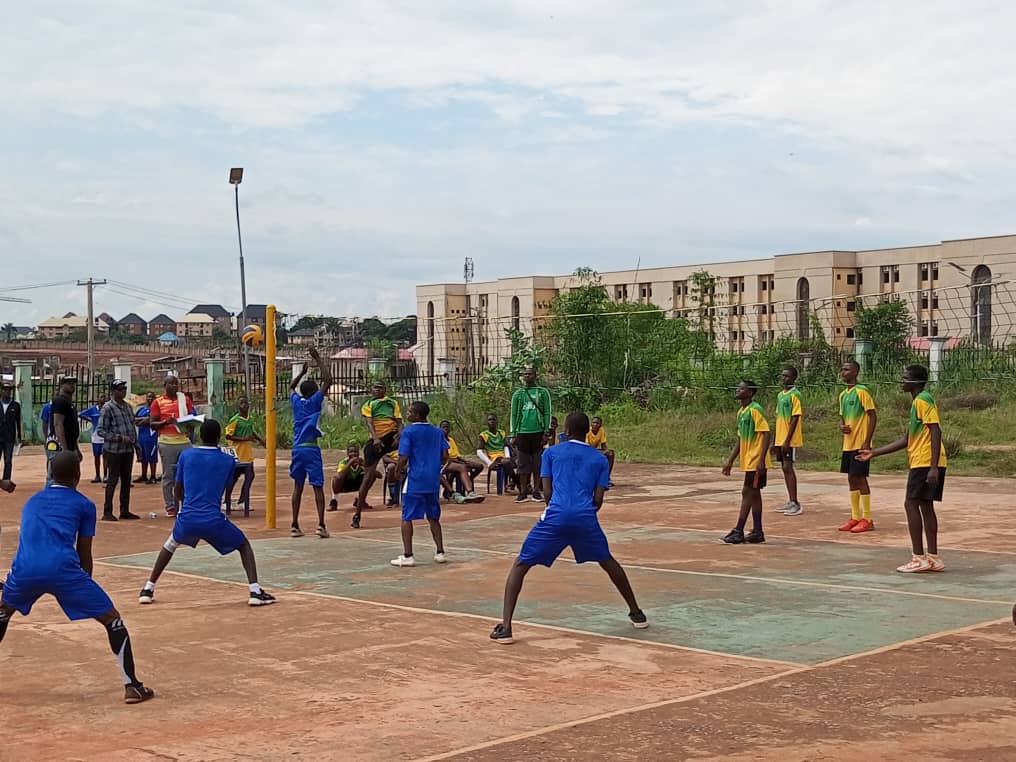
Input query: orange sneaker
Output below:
<box><xmin>838</xmin><ymin>518</ymin><xmax>860</xmax><ymax>532</ymax></box>
<box><xmin>850</xmin><ymin>518</ymin><xmax>875</xmax><ymax>533</ymax></box>
<box><xmin>897</xmin><ymin>555</ymin><xmax>931</xmax><ymax>573</ymax></box>
<box><xmin>926</xmin><ymin>556</ymin><xmax>945</xmax><ymax>572</ymax></box>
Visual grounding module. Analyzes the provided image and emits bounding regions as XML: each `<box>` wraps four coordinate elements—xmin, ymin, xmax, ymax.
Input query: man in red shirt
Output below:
<box><xmin>148</xmin><ymin>375</ymin><xmax>197</xmax><ymax>516</ymax></box>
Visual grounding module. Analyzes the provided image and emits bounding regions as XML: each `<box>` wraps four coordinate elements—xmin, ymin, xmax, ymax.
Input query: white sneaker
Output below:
<box><xmin>783</xmin><ymin>502</ymin><xmax>803</xmax><ymax>516</ymax></box>
<box><xmin>434</xmin><ymin>552</ymin><xmax>447</xmax><ymax>564</ymax></box>
<box><xmin>390</xmin><ymin>555</ymin><xmax>416</xmax><ymax>567</ymax></box>
<box><xmin>778</xmin><ymin>501</ymin><xmax>793</xmax><ymax>512</ymax></box>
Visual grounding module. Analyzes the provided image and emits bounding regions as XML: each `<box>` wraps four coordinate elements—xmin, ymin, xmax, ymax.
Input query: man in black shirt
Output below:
<box><xmin>0</xmin><ymin>381</ymin><xmax>21</xmax><ymax>481</ymax></box>
<box><xmin>47</xmin><ymin>375</ymin><xmax>81</xmax><ymax>486</ymax></box>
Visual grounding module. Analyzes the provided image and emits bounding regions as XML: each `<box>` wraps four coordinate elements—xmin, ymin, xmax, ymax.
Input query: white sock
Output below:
<box><xmin>249</xmin><ymin>583</ymin><xmax>262</xmax><ymax>594</ymax></box>
<box><xmin>332</xmin><ymin>492</ymin><xmax>339</xmax><ymax>500</ymax></box>
<box><xmin>143</xmin><ymin>581</ymin><xmax>155</xmax><ymax>592</ymax></box>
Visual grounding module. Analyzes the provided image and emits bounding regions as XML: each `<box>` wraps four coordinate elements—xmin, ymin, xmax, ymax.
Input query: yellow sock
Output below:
<box><xmin>849</xmin><ymin>490</ymin><xmax>861</xmax><ymax>520</ymax></box>
<box><xmin>861</xmin><ymin>493</ymin><xmax>872</xmax><ymax>519</ymax></box>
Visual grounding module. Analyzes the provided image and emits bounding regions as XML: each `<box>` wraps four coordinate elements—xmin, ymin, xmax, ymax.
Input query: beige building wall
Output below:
<box><xmin>415</xmin><ymin>234</ymin><xmax>1016</xmax><ymax>372</ymax></box>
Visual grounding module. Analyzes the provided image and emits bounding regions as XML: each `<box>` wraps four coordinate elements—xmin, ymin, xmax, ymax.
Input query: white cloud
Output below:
<box><xmin>1</xmin><ymin>1</ymin><xmax>1015</xmax><ymax>323</ymax></box>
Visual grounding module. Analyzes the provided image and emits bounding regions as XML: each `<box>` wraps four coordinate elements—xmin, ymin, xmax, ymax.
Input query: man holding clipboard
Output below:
<box><xmin>148</xmin><ymin>375</ymin><xmax>200</xmax><ymax>517</ymax></box>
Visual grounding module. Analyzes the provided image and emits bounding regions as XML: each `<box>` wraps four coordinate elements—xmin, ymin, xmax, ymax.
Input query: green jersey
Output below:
<box><xmin>510</xmin><ymin>385</ymin><xmax>552</xmax><ymax>435</ymax></box>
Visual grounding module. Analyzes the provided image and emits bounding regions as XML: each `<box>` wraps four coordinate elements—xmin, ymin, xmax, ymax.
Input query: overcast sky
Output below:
<box><xmin>3</xmin><ymin>1</ymin><xmax>1014</xmax><ymax>326</ymax></box>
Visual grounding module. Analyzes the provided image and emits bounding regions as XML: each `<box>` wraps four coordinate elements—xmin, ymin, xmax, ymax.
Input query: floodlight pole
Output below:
<box><xmin>230</xmin><ymin>168</ymin><xmax>251</xmax><ymax>395</ymax></box>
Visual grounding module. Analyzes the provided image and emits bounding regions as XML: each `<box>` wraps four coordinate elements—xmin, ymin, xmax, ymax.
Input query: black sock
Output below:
<box><xmin>735</xmin><ymin>517</ymin><xmax>747</xmax><ymax>531</ymax></box>
<box><xmin>0</xmin><ymin>608</ymin><xmax>11</xmax><ymax>643</ymax></box>
<box><xmin>751</xmin><ymin>508</ymin><xmax>763</xmax><ymax>534</ymax></box>
<box><xmin>105</xmin><ymin>617</ymin><xmax>140</xmax><ymax>686</ymax></box>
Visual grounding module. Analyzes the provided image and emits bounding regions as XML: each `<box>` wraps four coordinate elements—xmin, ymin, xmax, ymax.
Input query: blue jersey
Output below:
<box><xmin>40</xmin><ymin>401</ymin><xmax>52</xmax><ymax>426</ymax></box>
<box><xmin>79</xmin><ymin>405</ymin><xmax>100</xmax><ymax>428</ymax></box>
<box><xmin>291</xmin><ymin>390</ymin><xmax>324</xmax><ymax>447</ymax></box>
<box><xmin>135</xmin><ymin>404</ymin><xmax>156</xmax><ymax>440</ymax></box>
<box><xmin>398</xmin><ymin>422</ymin><xmax>448</xmax><ymax>495</ymax></box>
<box><xmin>540</xmin><ymin>440</ymin><xmax>609</xmax><ymax>524</ymax></box>
<box><xmin>10</xmin><ymin>486</ymin><xmax>96</xmax><ymax>578</ymax></box>
<box><xmin>176</xmin><ymin>446</ymin><xmax>235</xmax><ymax>520</ymax></box>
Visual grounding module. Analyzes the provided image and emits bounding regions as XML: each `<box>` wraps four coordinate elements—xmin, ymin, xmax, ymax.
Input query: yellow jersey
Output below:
<box><xmin>586</xmin><ymin>427</ymin><xmax>607</xmax><ymax>449</ymax></box>
<box><xmin>839</xmin><ymin>385</ymin><xmax>876</xmax><ymax>451</ymax></box>
<box><xmin>908</xmin><ymin>391</ymin><xmax>947</xmax><ymax>468</ymax></box>
<box><xmin>738</xmin><ymin>402</ymin><xmax>772</xmax><ymax>471</ymax></box>
<box><xmin>775</xmin><ymin>388</ymin><xmax>803</xmax><ymax>447</ymax></box>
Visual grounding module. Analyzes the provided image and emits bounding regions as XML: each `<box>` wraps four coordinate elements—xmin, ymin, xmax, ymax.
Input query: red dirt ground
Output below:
<box><xmin>1</xmin><ymin>449</ymin><xmax>1015</xmax><ymax>761</ymax></box>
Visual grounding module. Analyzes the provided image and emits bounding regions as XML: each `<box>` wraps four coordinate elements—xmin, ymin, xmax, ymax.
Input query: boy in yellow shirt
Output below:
<box><xmin>721</xmin><ymin>380</ymin><xmax>772</xmax><ymax>545</ymax></box>
<box><xmin>586</xmin><ymin>416</ymin><xmax>615</xmax><ymax>486</ymax></box>
<box><xmin>839</xmin><ymin>360</ymin><xmax>878</xmax><ymax>533</ymax></box>
<box><xmin>857</xmin><ymin>364</ymin><xmax>946</xmax><ymax>573</ymax></box>
<box><xmin>438</xmin><ymin>420</ymin><xmax>483</xmax><ymax>503</ymax></box>
<box><xmin>774</xmin><ymin>367</ymin><xmax>803</xmax><ymax>516</ymax></box>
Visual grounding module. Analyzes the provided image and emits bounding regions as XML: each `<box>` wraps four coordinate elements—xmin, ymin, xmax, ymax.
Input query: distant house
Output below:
<box><xmin>2</xmin><ymin>325</ymin><xmax>35</xmax><ymax>340</ymax></box>
<box><xmin>288</xmin><ymin>328</ymin><xmax>318</xmax><ymax>346</ymax></box>
<box><xmin>97</xmin><ymin>312</ymin><xmax>117</xmax><ymax>329</ymax></box>
<box><xmin>176</xmin><ymin>312</ymin><xmax>216</xmax><ymax>338</ymax></box>
<box><xmin>240</xmin><ymin>304</ymin><xmax>285</xmax><ymax>333</ymax></box>
<box><xmin>118</xmin><ymin>313</ymin><xmax>148</xmax><ymax>336</ymax></box>
<box><xmin>188</xmin><ymin>304</ymin><xmax>232</xmax><ymax>332</ymax></box>
<box><xmin>330</xmin><ymin>347</ymin><xmax>416</xmax><ymax>380</ymax></box>
<box><xmin>38</xmin><ymin>313</ymin><xmax>111</xmax><ymax>339</ymax></box>
<box><xmin>148</xmin><ymin>314</ymin><xmax>176</xmax><ymax>337</ymax></box>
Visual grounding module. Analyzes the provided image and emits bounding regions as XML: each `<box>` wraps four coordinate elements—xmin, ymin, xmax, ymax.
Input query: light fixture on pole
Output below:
<box><xmin>230</xmin><ymin>167</ymin><xmax>251</xmax><ymax>395</ymax></box>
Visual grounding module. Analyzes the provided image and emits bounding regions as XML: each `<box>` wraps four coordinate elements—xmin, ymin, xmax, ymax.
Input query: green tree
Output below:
<box><xmin>854</xmin><ymin>298</ymin><xmax>914</xmax><ymax>354</ymax></box>
<box><xmin>384</xmin><ymin>316</ymin><xmax>417</xmax><ymax>345</ymax></box>
<box><xmin>1</xmin><ymin>323</ymin><xmax>13</xmax><ymax>342</ymax></box>
<box><xmin>358</xmin><ymin>317</ymin><xmax>387</xmax><ymax>343</ymax></box>
<box><xmin>291</xmin><ymin>315</ymin><xmax>325</xmax><ymax>331</ymax></box>
<box><xmin>366</xmin><ymin>337</ymin><xmax>396</xmax><ymax>363</ymax></box>
<box><xmin>689</xmin><ymin>270</ymin><xmax>717</xmax><ymax>341</ymax></box>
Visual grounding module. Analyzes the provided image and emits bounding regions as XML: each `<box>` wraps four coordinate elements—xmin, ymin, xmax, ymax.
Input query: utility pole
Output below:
<box><xmin>77</xmin><ymin>278</ymin><xmax>107</xmax><ymax>382</ymax></box>
<box><xmin>229</xmin><ymin>168</ymin><xmax>251</xmax><ymax>394</ymax></box>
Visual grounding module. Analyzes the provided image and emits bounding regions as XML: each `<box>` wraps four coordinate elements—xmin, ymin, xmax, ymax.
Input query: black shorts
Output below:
<box><xmin>743</xmin><ymin>470</ymin><xmax>767</xmax><ymax>490</ymax></box>
<box><xmin>335</xmin><ymin>473</ymin><xmax>364</xmax><ymax>492</ymax></box>
<box><xmin>772</xmin><ymin>446</ymin><xmax>796</xmax><ymax>464</ymax></box>
<box><xmin>906</xmin><ymin>467</ymin><xmax>945</xmax><ymax>502</ymax></box>
<box><xmin>513</xmin><ymin>432</ymin><xmax>544</xmax><ymax>456</ymax></box>
<box><xmin>364</xmin><ymin>432</ymin><xmax>398</xmax><ymax>467</ymax></box>
<box><xmin>841</xmin><ymin>450</ymin><xmax>870</xmax><ymax>477</ymax></box>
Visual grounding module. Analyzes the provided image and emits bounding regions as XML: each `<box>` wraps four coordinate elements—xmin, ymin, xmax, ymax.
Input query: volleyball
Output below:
<box><xmin>240</xmin><ymin>324</ymin><xmax>264</xmax><ymax>348</ymax></box>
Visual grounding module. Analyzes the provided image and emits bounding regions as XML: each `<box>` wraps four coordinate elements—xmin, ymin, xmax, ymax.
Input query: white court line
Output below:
<box><xmin>337</xmin><ymin>534</ymin><xmax>1014</xmax><ymax>607</ymax></box>
<box><xmin>93</xmin><ymin>559</ymin><xmax>800</xmax><ymax>668</ymax></box>
<box><xmin>410</xmin><ymin>616</ymin><xmax>1012</xmax><ymax>762</ymax></box>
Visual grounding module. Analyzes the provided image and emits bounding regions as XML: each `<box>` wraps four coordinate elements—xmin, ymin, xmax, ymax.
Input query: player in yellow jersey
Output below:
<box><xmin>355</xmin><ymin>381</ymin><xmax>403</xmax><ymax>517</ymax></box>
<box><xmin>838</xmin><ymin>360</ymin><xmax>877</xmax><ymax>533</ymax></box>
<box><xmin>721</xmin><ymin>380</ymin><xmax>772</xmax><ymax>544</ymax></box>
<box><xmin>857</xmin><ymin>365</ymin><xmax>946</xmax><ymax>573</ymax></box>
<box><xmin>773</xmin><ymin>367</ymin><xmax>804</xmax><ymax>516</ymax></box>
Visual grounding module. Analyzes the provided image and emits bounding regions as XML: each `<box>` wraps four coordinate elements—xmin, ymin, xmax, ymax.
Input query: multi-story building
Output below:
<box><xmin>175</xmin><ymin>312</ymin><xmax>216</xmax><ymax>338</ymax></box>
<box><xmin>415</xmin><ymin>234</ymin><xmax>1015</xmax><ymax>373</ymax></box>
<box><xmin>148</xmin><ymin>314</ymin><xmax>176</xmax><ymax>338</ymax></box>
<box><xmin>37</xmin><ymin>313</ymin><xmax>111</xmax><ymax>339</ymax></box>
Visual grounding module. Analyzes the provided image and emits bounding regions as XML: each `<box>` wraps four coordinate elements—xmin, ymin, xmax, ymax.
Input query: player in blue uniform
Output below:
<box><xmin>288</xmin><ymin>347</ymin><xmax>331</xmax><ymax>538</ymax></box>
<box><xmin>0</xmin><ymin>451</ymin><xmax>155</xmax><ymax>703</ymax></box>
<box><xmin>390</xmin><ymin>401</ymin><xmax>448</xmax><ymax>568</ymax></box>
<box><xmin>137</xmin><ymin>419</ymin><xmax>275</xmax><ymax>607</ymax></box>
<box><xmin>490</xmin><ymin>411</ymin><xmax>648</xmax><ymax>644</ymax></box>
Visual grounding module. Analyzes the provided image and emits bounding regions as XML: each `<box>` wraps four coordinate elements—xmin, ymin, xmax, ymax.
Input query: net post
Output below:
<box><xmin>265</xmin><ymin>304</ymin><xmax>277</xmax><ymax>529</ymax></box>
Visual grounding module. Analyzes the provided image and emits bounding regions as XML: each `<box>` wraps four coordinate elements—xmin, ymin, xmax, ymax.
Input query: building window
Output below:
<box><xmin>857</xmin><ymin>271</ymin><xmax>863</xmax><ymax>285</ymax></box>
<box><xmin>920</xmin><ymin>321</ymin><xmax>929</xmax><ymax>337</ymax></box>
<box><xmin>761</xmin><ymin>280</ymin><xmax>767</xmax><ymax>291</ymax></box>
<box><xmin>881</xmin><ymin>266</ymin><xmax>890</xmax><ymax>284</ymax></box>
<box><xmin>836</xmin><ymin>273</ymin><xmax>842</xmax><ymax>280</ymax></box>
<box><xmin>796</xmin><ymin>277</ymin><xmax>810</xmax><ymax>340</ymax></box>
<box><xmin>640</xmin><ymin>283</ymin><xmax>652</xmax><ymax>299</ymax></box>
<box><xmin>920</xmin><ymin>263</ymin><xmax>929</xmax><ymax>282</ymax></box>
<box><xmin>614</xmin><ymin>284</ymin><xmax>628</xmax><ymax>301</ymax></box>
<box><xmin>932</xmin><ymin>263</ymin><xmax>939</xmax><ymax>281</ymax></box>
<box><xmin>931</xmin><ymin>321</ymin><xmax>939</xmax><ymax>337</ymax></box>
<box><xmin>847</xmin><ymin>274</ymin><xmax>856</xmax><ymax>285</ymax></box>
<box><xmin>846</xmin><ymin>327</ymin><xmax>855</xmax><ymax>338</ymax></box>
<box><xmin>894</xmin><ymin>266</ymin><xmax>900</xmax><ymax>283</ymax></box>
<box><xmin>972</xmin><ymin>264</ymin><xmax>992</xmax><ymax>344</ymax></box>
<box><xmin>511</xmin><ymin>296</ymin><xmax>520</xmax><ymax>331</ymax></box>
<box><xmin>846</xmin><ymin>301</ymin><xmax>856</xmax><ymax>312</ymax></box>
<box><xmin>836</xmin><ymin>328</ymin><xmax>841</xmax><ymax>334</ymax></box>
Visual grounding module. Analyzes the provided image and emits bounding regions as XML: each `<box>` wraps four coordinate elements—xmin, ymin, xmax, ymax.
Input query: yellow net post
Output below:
<box><xmin>265</xmin><ymin>304</ymin><xmax>277</xmax><ymax>529</ymax></box>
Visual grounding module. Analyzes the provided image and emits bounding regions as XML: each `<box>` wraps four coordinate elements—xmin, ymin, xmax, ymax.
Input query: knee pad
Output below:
<box><xmin>163</xmin><ymin>535</ymin><xmax>180</xmax><ymax>553</ymax></box>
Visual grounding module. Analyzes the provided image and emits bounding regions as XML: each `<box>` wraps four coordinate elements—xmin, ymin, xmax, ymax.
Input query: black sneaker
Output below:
<box><xmin>119</xmin><ymin>512</ymin><xmax>141</xmax><ymax>520</ymax></box>
<box><xmin>744</xmin><ymin>530</ymin><xmax>766</xmax><ymax>544</ymax></box>
<box><xmin>101</xmin><ymin>513</ymin><xmax>118</xmax><ymax>522</ymax></box>
<box><xmin>531</xmin><ymin>491</ymin><xmax>544</xmax><ymax>502</ymax></box>
<box><xmin>629</xmin><ymin>610</ymin><xmax>649</xmax><ymax>629</ymax></box>
<box><xmin>248</xmin><ymin>589</ymin><xmax>276</xmax><ymax>606</ymax></box>
<box><xmin>351</xmin><ymin>514</ymin><xmax>361</xmax><ymax>529</ymax></box>
<box><xmin>514</xmin><ymin>493</ymin><xmax>529</xmax><ymax>504</ymax></box>
<box><xmin>138</xmin><ymin>588</ymin><xmax>154</xmax><ymax>605</ymax></box>
<box><xmin>490</xmin><ymin>623</ymin><xmax>514</xmax><ymax>645</ymax></box>
<box><xmin>327</xmin><ymin>498</ymin><xmax>338</xmax><ymax>512</ymax></box>
<box><xmin>124</xmin><ymin>682</ymin><xmax>155</xmax><ymax>704</ymax></box>
<box><xmin>721</xmin><ymin>528</ymin><xmax>745</xmax><ymax>544</ymax></box>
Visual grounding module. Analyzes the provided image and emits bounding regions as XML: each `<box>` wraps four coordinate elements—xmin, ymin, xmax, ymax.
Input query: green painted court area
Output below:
<box><xmin>102</xmin><ymin>514</ymin><xmax>1016</xmax><ymax>665</ymax></box>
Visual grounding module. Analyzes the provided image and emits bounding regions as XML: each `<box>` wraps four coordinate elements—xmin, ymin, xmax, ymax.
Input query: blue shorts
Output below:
<box><xmin>172</xmin><ymin>514</ymin><xmax>247</xmax><ymax>555</ymax></box>
<box><xmin>518</xmin><ymin>517</ymin><xmax>611</xmax><ymax>567</ymax></box>
<box><xmin>138</xmin><ymin>436</ymin><xmax>159</xmax><ymax>464</ymax></box>
<box><xmin>92</xmin><ymin>442</ymin><xmax>104</xmax><ymax>457</ymax></box>
<box><xmin>290</xmin><ymin>445</ymin><xmax>324</xmax><ymax>487</ymax></box>
<box><xmin>402</xmin><ymin>492</ymin><xmax>441</xmax><ymax>522</ymax></box>
<box><xmin>2</xmin><ymin>569</ymin><xmax>114</xmax><ymax>620</ymax></box>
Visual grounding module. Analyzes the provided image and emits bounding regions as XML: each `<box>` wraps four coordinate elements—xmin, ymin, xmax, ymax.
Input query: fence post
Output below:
<box><xmin>927</xmin><ymin>337</ymin><xmax>947</xmax><ymax>383</ymax></box>
<box><xmin>853</xmin><ymin>338</ymin><xmax>872</xmax><ymax>376</ymax></box>
<box><xmin>13</xmin><ymin>361</ymin><xmax>34</xmax><ymax>442</ymax></box>
<box><xmin>437</xmin><ymin>357</ymin><xmax>457</xmax><ymax>397</ymax></box>
<box><xmin>204</xmin><ymin>358</ymin><xmax>225</xmax><ymax>422</ymax></box>
<box><xmin>112</xmin><ymin>359</ymin><xmax>132</xmax><ymax>395</ymax></box>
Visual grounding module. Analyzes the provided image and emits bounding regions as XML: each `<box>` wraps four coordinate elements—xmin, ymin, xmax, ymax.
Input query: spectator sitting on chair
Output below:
<box><xmin>439</xmin><ymin>420</ymin><xmax>483</xmax><ymax>503</ymax></box>
<box><xmin>330</xmin><ymin>444</ymin><xmax>365</xmax><ymax>521</ymax></box>
<box><xmin>477</xmin><ymin>413</ymin><xmax>517</xmax><ymax>491</ymax></box>
<box><xmin>381</xmin><ymin>452</ymin><xmax>401</xmax><ymax>506</ymax></box>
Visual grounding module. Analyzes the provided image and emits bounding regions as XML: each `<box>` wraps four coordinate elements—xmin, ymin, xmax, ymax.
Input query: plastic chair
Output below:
<box><xmin>485</xmin><ymin>463</ymin><xmax>506</xmax><ymax>496</ymax></box>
